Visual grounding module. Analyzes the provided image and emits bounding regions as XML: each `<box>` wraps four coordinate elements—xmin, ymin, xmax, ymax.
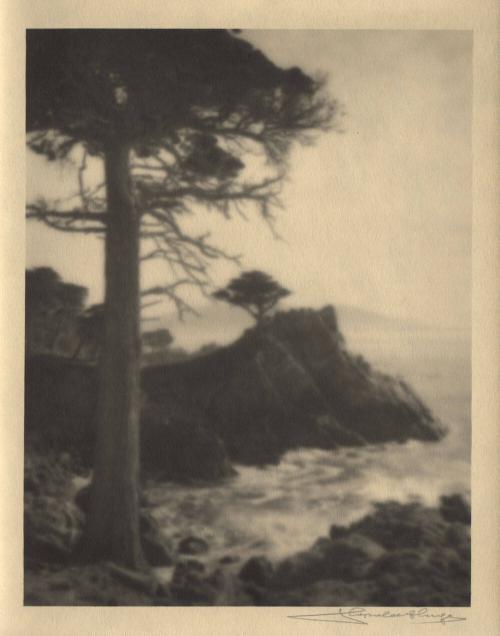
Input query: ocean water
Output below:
<box><xmin>150</xmin><ymin>329</ymin><xmax>471</xmax><ymax>566</ymax></box>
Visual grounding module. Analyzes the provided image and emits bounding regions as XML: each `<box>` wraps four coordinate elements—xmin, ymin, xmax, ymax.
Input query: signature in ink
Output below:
<box><xmin>288</xmin><ymin>607</ymin><xmax>466</xmax><ymax>625</ymax></box>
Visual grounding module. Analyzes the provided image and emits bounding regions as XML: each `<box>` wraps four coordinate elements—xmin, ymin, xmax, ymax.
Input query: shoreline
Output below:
<box><xmin>24</xmin><ymin>443</ymin><xmax>470</xmax><ymax>607</ymax></box>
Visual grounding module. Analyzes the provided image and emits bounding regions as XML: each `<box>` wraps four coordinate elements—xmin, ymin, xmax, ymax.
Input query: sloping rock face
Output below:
<box><xmin>25</xmin><ymin>358</ymin><xmax>234</xmax><ymax>481</ymax></box>
<box><xmin>143</xmin><ymin>306</ymin><xmax>446</xmax><ymax>465</ymax></box>
<box><xmin>25</xmin><ymin>306</ymin><xmax>445</xmax><ymax>476</ymax></box>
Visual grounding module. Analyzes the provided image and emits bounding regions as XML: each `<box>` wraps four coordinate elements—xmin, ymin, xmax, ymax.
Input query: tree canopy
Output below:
<box><xmin>27</xmin><ymin>30</ymin><xmax>335</xmax><ymax>306</ymax></box>
<box><xmin>27</xmin><ymin>29</ymin><xmax>333</xmax><ymax>155</ymax></box>
<box><xmin>25</xmin><ymin>267</ymin><xmax>87</xmax><ymax>355</ymax></box>
<box><xmin>213</xmin><ymin>270</ymin><xmax>291</xmax><ymax>322</ymax></box>
<box><xmin>26</xmin><ymin>29</ymin><xmax>337</xmax><ymax>568</ymax></box>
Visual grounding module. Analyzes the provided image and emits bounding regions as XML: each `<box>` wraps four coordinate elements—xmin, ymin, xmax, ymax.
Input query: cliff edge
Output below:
<box><xmin>26</xmin><ymin>306</ymin><xmax>446</xmax><ymax>477</ymax></box>
<box><xmin>142</xmin><ymin>305</ymin><xmax>446</xmax><ymax>467</ymax></box>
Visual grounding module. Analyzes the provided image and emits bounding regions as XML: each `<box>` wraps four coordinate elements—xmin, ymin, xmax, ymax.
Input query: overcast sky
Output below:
<box><xmin>26</xmin><ymin>30</ymin><xmax>472</xmax><ymax>329</ymax></box>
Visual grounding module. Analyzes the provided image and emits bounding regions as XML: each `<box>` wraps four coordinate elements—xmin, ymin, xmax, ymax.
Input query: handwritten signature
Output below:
<box><xmin>288</xmin><ymin>607</ymin><xmax>466</xmax><ymax>625</ymax></box>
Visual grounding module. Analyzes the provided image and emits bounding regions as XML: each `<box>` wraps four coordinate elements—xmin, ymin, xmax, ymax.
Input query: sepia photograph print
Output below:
<box><xmin>24</xmin><ymin>27</ymin><xmax>473</xmax><ymax>609</ymax></box>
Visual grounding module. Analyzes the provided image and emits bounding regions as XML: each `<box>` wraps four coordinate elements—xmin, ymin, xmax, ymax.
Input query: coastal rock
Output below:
<box><xmin>170</xmin><ymin>560</ymin><xmax>217</xmax><ymax>604</ymax></box>
<box><xmin>25</xmin><ymin>305</ymin><xmax>446</xmax><ymax>475</ymax></box>
<box><xmin>218</xmin><ymin>554</ymin><xmax>240</xmax><ymax>565</ymax></box>
<box><xmin>106</xmin><ymin>562</ymin><xmax>167</xmax><ymax>596</ymax></box>
<box><xmin>144</xmin><ymin>306</ymin><xmax>446</xmax><ymax>466</ymax></box>
<box><xmin>271</xmin><ymin>533</ymin><xmax>385</xmax><ymax>590</ymax></box>
<box><xmin>344</xmin><ymin>500</ymin><xmax>449</xmax><ymax>550</ymax></box>
<box><xmin>24</xmin><ymin>494</ymin><xmax>84</xmax><ymax>564</ymax></box>
<box><xmin>24</xmin><ymin>450</ymin><xmax>85</xmax><ymax>565</ymax></box>
<box><xmin>140</xmin><ymin>408</ymin><xmax>236</xmax><ymax>481</ymax></box>
<box><xmin>367</xmin><ymin>546</ymin><xmax>470</xmax><ymax>606</ymax></box>
<box><xmin>265</xmin><ymin>496</ymin><xmax>470</xmax><ymax>606</ymax></box>
<box><xmin>24</xmin><ymin>526</ymin><xmax>71</xmax><ymax>564</ymax></box>
<box><xmin>439</xmin><ymin>494</ymin><xmax>471</xmax><ymax>524</ymax></box>
<box><xmin>178</xmin><ymin>536</ymin><xmax>209</xmax><ymax>555</ymax></box>
<box><xmin>25</xmin><ymin>357</ymin><xmax>98</xmax><ymax>465</ymax></box>
<box><xmin>445</xmin><ymin>523</ymin><xmax>470</xmax><ymax>558</ymax></box>
<box><xmin>238</xmin><ymin>556</ymin><xmax>274</xmax><ymax>587</ymax></box>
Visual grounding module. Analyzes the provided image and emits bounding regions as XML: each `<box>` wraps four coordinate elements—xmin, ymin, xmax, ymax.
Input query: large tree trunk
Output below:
<box><xmin>81</xmin><ymin>139</ymin><xmax>145</xmax><ymax>569</ymax></box>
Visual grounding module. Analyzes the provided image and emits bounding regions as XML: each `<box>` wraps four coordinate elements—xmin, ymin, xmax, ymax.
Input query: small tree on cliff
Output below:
<box><xmin>27</xmin><ymin>29</ymin><xmax>336</xmax><ymax>568</ymax></box>
<box><xmin>213</xmin><ymin>270</ymin><xmax>291</xmax><ymax>323</ymax></box>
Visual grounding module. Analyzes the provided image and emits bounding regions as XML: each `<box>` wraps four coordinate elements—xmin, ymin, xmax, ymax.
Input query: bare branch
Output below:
<box><xmin>141</xmin><ymin>279</ymin><xmax>193</xmax><ymax>297</ymax></box>
<box><xmin>140</xmin><ymin>300</ymin><xmax>163</xmax><ymax>310</ymax></box>
<box><xmin>27</xmin><ymin>203</ymin><xmax>106</xmax><ymax>223</ymax></box>
<box><xmin>141</xmin><ymin>280</ymin><xmax>202</xmax><ymax>321</ymax></box>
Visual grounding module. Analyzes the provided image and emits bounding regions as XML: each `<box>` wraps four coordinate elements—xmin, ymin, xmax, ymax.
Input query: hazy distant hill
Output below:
<box><xmin>152</xmin><ymin>301</ymin><xmax>459</xmax><ymax>351</ymax></box>
<box><xmin>157</xmin><ymin>302</ymin><xmax>252</xmax><ymax>350</ymax></box>
<box><xmin>336</xmin><ymin>304</ymin><xmax>429</xmax><ymax>333</ymax></box>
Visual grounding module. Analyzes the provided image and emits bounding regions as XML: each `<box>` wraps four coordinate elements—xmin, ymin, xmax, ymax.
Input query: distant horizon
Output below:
<box><xmin>153</xmin><ymin>296</ymin><xmax>471</xmax><ymax>352</ymax></box>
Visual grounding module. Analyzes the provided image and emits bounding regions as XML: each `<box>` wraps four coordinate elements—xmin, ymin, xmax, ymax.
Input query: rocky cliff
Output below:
<box><xmin>25</xmin><ymin>305</ymin><xmax>446</xmax><ymax>477</ymax></box>
<box><xmin>143</xmin><ymin>305</ymin><xmax>446</xmax><ymax>467</ymax></box>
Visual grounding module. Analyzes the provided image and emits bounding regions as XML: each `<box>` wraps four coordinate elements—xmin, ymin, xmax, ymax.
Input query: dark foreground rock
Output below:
<box><xmin>140</xmin><ymin>407</ymin><xmax>236</xmax><ymax>482</ymax></box>
<box><xmin>238</xmin><ymin>556</ymin><xmax>274</xmax><ymax>587</ymax></box>
<box><xmin>24</xmin><ymin>445</ymin><xmax>470</xmax><ymax>606</ymax></box>
<box><xmin>24</xmin><ymin>356</ymin><xmax>235</xmax><ymax>481</ymax></box>
<box><xmin>24</xmin><ymin>447</ymin><xmax>85</xmax><ymax>568</ymax></box>
<box><xmin>178</xmin><ymin>536</ymin><xmax>210</xmax><ymax>555</ymax></box>
<box><xmin>236</xmin><ymin>495</ymin><xmax>471</xmax><ymax>606</ymax></box>
<box><xmin>25</xmin><ymin>305</ymin><xmax>446</xmax><ymax>480</ymax></box>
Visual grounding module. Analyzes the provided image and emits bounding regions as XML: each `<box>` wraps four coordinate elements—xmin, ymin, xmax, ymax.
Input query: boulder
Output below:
<box><xmin>170</xmin><ymin>560</ymin><xmax>217</xmax><ymax>605</ymax></box>
<box><xmin>24</xmin><ymin>495</ymin><xmax>83</xmax><ymax>564</ymax></box>
<box><xmin>178</xmin><ymin>536</ymin><xmax>209</xmax><ymax>555</ymax></box>
<box><xmin>445</xmin><ymin>522</ymin><xmax>470</xmax><ymax>558</ymax></box>
<box><xmin>238</xmin><ymin>556</ymin><xmax>274</xmax><ymax>587</ymax></box>
<box><xmin>24</xmin><ymin>530</ymin><xmax>70</xmax><ymax>564</ymax></box>
<box><xmin>105</xmin><ymin>562</ymin><xmax>165</xmax><ymax>596</ymax></box>
<box><xmin>347</xmin><ymin>500</ymin><xmax>449</xmax><ymax>550</ymax></box>
<box><xmin>219</xmin><ymin>554</ymin><xmax>240</xmax><ymax>565</ymax></box>
<box><xmin>439</xmin><ymin>494</ymin><xmax>471</xmax><ymax>524</ymax></box>
<box><xmin>271</xmin><ymin>533</ymin><xmax>385</xmax><ymax>590</ymax></box>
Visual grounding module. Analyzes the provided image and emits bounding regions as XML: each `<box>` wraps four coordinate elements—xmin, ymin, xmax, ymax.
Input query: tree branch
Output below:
<box><xmin>27</xmin><ymin>203</ymin><xmax>107</xmax><ymax>223</ymax></box>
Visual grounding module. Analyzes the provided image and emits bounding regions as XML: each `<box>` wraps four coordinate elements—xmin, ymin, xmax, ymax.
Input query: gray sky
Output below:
<box><xmin>27</xmin><ymin>30</ymin><xmax>472</xmax><ymax>329</ymax></box>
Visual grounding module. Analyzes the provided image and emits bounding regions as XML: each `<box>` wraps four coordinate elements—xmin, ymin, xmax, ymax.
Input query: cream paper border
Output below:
<box><xmin>1</xmin><ymin>1</ymin><xmax>498</xmax><ymax>634</ymax></box>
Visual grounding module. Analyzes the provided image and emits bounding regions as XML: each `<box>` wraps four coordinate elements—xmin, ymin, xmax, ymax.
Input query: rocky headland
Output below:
<box><xmin>25</xmin><ymin>305</ymin><xmax>446</xmax><ymax>479</ymax></box>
